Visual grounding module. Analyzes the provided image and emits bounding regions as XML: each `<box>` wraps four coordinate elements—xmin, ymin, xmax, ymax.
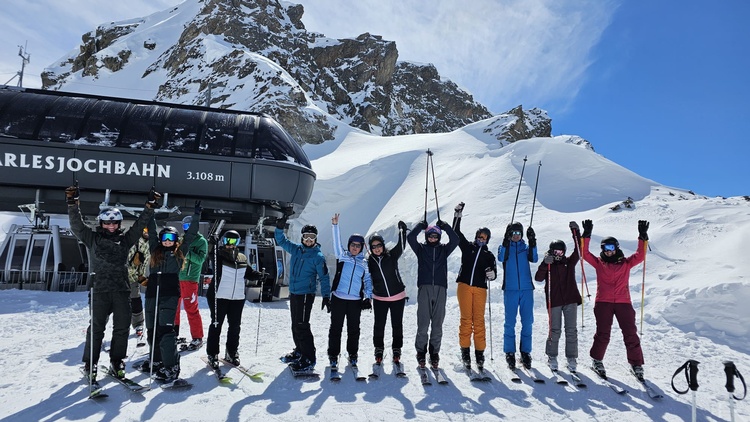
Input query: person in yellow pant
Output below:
<box><xmin>452</xmin><ymin>203</ymin><xmax>497</xmax><ymax>370</ymax></box>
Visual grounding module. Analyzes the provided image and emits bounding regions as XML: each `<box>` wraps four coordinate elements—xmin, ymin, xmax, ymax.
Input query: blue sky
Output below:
<box><xmin>1</xmin><ymin>0</ymin><xmax>747</xmax><ymax>197</ymax></box>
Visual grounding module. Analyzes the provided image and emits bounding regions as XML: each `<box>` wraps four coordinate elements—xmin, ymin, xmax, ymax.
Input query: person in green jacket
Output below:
<box><xmin>175</xmin><ymin>214</ymin><xmax>208</xmax><ymax>351</ymax></box>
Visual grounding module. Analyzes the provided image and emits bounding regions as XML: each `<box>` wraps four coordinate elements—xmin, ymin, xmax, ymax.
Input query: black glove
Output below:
<box><xmin>398</xmin><ymin>220</ymin><xmax>407</xmax><ymax>232</ymax></box>
<box><xmin>454</xmin><ymin>202</ymin><xmax>465</xmax><ymax>218</ymax></box>
<box><xmin>418</xmin><ymin>220</ymin><xmax>428</xmax><ymax>229</ymax></box>
<box><xmin>321</xmin><ymin>297</ymin><xmax>330</xmax><ymax>313</ymax></box>
<box><xmin>437</xmin><ymin>220</ymin><xmax>450</xmax><ymax>230</ymax></box>
<box><xmin>146</xmin><ymin>187</ymin><xmax>162</xmax><ymax>209</ymax></box>
<box><xmin>638</xmin><ymin>220</ymin><xmax>649</xmax><ymax>241</ymax></box>
<box><xmin>581</xmin><ymin>219</ymin><xmax>593</xmax><ymax>238</ymax></box>
<box><xmin>276</xmin><ymin>217</ymin><xmax>287</xmax><ymax>229</ymax></box>
<box><xmin>569</xmin><ymin>221</ymin><xmax>580</xmax><ymax>238</ymax></box>
<box><xmin>360</xmin><ymin>298</ymin><xmax>372</xmax><ymax>310</ymax></box>
<box><xmin>504</xmin><ymin>224</ymin><xmax>513</xmax><ymax>240</ymax></box>
<box><xmin>526</xmin><ymin>227</ymin><xmax>536</xmax><ymax>242</ymax></box>
<box><xmin>283</xmin><ymin>205</ymin><xmax>295</xmax><ymax>217</ymax></box>
<box><xmin>64</xmin><ymin>185</ymin><xmax>80</xmax><ymax>205</ymax></box>
<box><xmin>194</xmin><ymin>200</ymin><xmax>203</xmax><ymax>215</ymax></box>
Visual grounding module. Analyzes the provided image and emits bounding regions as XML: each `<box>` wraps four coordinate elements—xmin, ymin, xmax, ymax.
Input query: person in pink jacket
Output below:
<box><xmin>580</xmin><ymin>219</ymin><xmax>649</xmax><ymax>381</ymax></box>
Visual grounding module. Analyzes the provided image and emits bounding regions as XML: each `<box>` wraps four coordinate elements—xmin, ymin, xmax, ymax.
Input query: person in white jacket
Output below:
<box><xmin>205</xmin><ymin>230</ymin><xmax>266</xmax><ymax>369</ymax></box>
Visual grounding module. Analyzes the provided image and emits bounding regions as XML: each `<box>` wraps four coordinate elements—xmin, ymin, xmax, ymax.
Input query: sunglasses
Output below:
<box><xmin>603</xmin><ymin>244</ymin><xmax>616</xmax><ymax>251</ymax></box>
<box><xmin>371</xmin><ymin>243</ymin><xmax>384</xmax><ymax>249</ymax></box>
<box><xmin>427</xmin><ymin>233</ymin><xmax>440</xmax><ymax>239</ymax></box>
<box><xmin>511</xmin><ymin>231</ymin><xmax>522</xmax><ymax>236</ymax></box>
<box><xmin>302</xmin><ymin>233</ymin><xmax>317</xmax><ymax>241</ymax></box>
<box><xmin>350</xmin><ymin>242</ymin><xmax>363</xmax><ymax>248</ymax></box>
<box><xmin>553</xmin><ymin>249</ymin><xmax>564</xmax><ymax>256</ymax></box>
<box><xmin>161</xmin><ymin>233</ymin><xmax>177</xmax><ymax>242</ymax></box>
<box><xmin>102</xmin><ymin>221</ymin><xmax>119</xmax><ymax>226</ymax></box>
<box><xmin>223</xmin><ymin>237</ymin><xmax>239</xmax><ymax>246</ymax></box>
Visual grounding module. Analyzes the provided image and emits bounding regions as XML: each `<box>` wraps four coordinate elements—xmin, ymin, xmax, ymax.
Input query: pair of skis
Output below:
<box><xmin>588</xmin><ymin>365</ymin><xmax>663</xmax><ymax>399</ymax></box>
<box><xmin>417</xmin><ymin>365</ymin><xmax>449</xmax><ymax>386</ymax></box>
<box><xmin>368</xmin><ymin>361</ymin><xmax>407</xmax><ymax>379</ymax></box>
<box><xmin>330</xmin><ymin>363</ymin><xmax>366</xmax><ymax>382</ymax></box>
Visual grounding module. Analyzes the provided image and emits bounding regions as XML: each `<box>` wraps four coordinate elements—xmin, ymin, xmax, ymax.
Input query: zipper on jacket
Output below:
<box><xmin>470</xmin><ymin>247</ymin><xmax>481</xmax><ymax>286</ymax></box>
<box><xmin>376</xmin><ymin>256</ymin><xmax>391</xmax><ymax>296</ymax></box>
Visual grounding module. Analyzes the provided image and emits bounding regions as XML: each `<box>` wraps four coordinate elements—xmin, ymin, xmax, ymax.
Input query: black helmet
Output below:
<box><xmin>549</xmin><ymin>239</ymin><xmax>566</xmax><ymax>254</ymax></box>
<box><xmin>158</xmin><ymin>226</ymin><xmax>179</xmax><ymax>244</ymax></box>
<box><xmin>600</xmin><ymin>236</ymin><xmax>619</xmax><ymax>251</ymax></box>
<box><xmin>222</xmin><ymin>230</ymin><xmax>241</xmax><ymax>246</ymax></box>
<box><xmin>475</xmin><ymin>227</ymin><xmax>491</xmax><ymax>243</ymax></box>
<box><xmin>301</xmin><ymin>225</ymin><xmax>318</xmax><ymax>235</ymax></box>
<box><xmin>368</xmin><ymin>233</ymin><xmax>385</xmax><ymax>249</ymax></box>
<box><xmin>348</xmin><ymin>233</ymin><xmax>365</xmax><ymax>248</ymax></box>
<box><xmin>509</xmin><ymin>221</ymin><xmax>523</xmax><ymax>235</ymax></box>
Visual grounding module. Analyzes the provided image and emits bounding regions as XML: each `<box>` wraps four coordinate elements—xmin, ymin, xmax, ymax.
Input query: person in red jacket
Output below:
<box><xmin>580</xmin><ymin>219</ymin><xmax>649</xmax><ymax>380</ymax></box>
<box><xmin>534</xmin><ymin>224</ymin><xmax>582</xmax><ymax>373</ymax></box>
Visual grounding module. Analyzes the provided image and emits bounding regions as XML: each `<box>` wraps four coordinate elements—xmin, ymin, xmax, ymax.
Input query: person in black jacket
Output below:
<box><xmin>533</xmin><ymin>225</ymin><xmax>582</xmax><ymax>373</ymax></box>
<box><xmin>452</xmin><ymin>203</ymin><xmax>497</xmax><ymax>371</ymax></box>
<box><xmin>367</xmin><ymin>222</ymin><xmax>408</xmax><ymax>364</ymax></box>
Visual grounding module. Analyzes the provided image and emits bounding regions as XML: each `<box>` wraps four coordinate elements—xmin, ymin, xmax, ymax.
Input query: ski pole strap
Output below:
<box><xmin>724</xmin><ymin>361</ymin><xmax>747</xmax><ymax>400</ymax></box>
<box><xmin>671</xmin><ymin>360</ymin><xmax>700</xmax><ymax>394</ymax></box>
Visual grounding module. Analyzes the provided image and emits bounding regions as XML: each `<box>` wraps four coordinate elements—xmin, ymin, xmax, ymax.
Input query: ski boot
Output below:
<box><xmin>461</xmin><ymin>347</ymin><xmax>471</xmax><ymax>370</ymax></box>
<box><xmin>505</xmin><ymin>353</ymin><xmax>516</xmax><ymax>370</ymax></box>
<box><xmin>83</xmin><ymin>362</ymin><xmax>98</xmax><ymax>381</ymax></box>
<box><xmin>416</xmin><ymin>351</ymin><xmax>427</xmax><ymax>369</ymax></box>
<box><xmin>206</xmin><ymin>354</ymin><xmax>220</xmax><ymax>370</ymax></box>
<box><xmin>547</xmin><ymin>356</ymin><xmax>558</xmax><ymax>371</ymax></box>
<box><xmin>475</xmin><ymin>350</ymin><xmax>485</xmax><ymax>371</ymax></box>
<box><xmin>429</xmin><ymin>353</ymin><xmax>440</xmax><ymax>370</ymax></box>
<box><xmin>521</xmin><ymin>352</ymin><xmax>532</xmax><ymax>369</ymax></box>
<box><xmin>374</xmin><ymin>348</ymin><xmax>384</xmax><ymax>365</ymax></box>
<box><xmin>392</xmin><ymin>348</ymin><xmax>401</xmax><ymax>364</ymax></box>
<box><xmin>281</xmin><ymin>349</ymin><xmax>301</xmax><ymax>364</ymax></box>
<box><xmin>110</xmin><ymin>359</ymin><xmax>126</xmax><ymax>379</ymax></box>
<box><xmin>186</xmin><ymin>338</ymin><xmax>203</xmax><ymax>351</ymax></box>
<box><xmin>225</xmin><ymin>351</ymin><xmax>240</xmax><ymax>366</ymax></box>
<box><xmin>348</xmin><ymin>353</ymin><xmax>358</xmax><ymax>367</ymax></box>
<box><xmin>592</xmin><ymin>359</ymin><xmax>606</xmax><ymax>378</ymax></box>
<box><xmin>631</xmin><ymin>364</ymin><xmax>645</xmax><ymax>382</ymax></box>
<box><xmin>291</xmin><ymin>357</ymin><xmax>315</xmax><ymax>372</ymax></box>
<box><xmin>567</xmin><ymin>357</ymin><xmax>577</xmax><ymax>372</ymax></box>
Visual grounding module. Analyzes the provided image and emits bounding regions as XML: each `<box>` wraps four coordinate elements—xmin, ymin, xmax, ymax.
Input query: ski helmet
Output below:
<box><xmin>509</xmin><ymin>221</ymin><xmax>523</xmax><ymax>236</ymax></box>
<box><xmin>222</xmin><ymin>229</ymin><xmax>241</xmax><ymax>246</ymax></box>
<box><xmin>600</xmin><ymin>236</ymin><xmax>619</xmax><ymax>251</ymax></box>
<box><xmin>368</xmin><ymin>233</ymin><xmax>385</xmax><ymax>249</ymax></box>
<box><xmin>549</xmin><ymin>239</ymin><xmax>566</xmax><ymax>254</ymax></box>
<box><xmin>425</xmin><ymin>225</ymin><xmax>442</xmax><ymax>241</ymax></box>
<box><xmin>158</xmin><ymin>226</ymin><xmax>179</xmax><ymax>243</ymax></box>
<box><xmin>475</xmin><ymin>227</ymin><xmax>491</xmax><ymax>243</ymax></box>
<box><xmin>98</xmin><ymin>207</ymin><xmax>123</xmax><ymax>225</ymax></box>
<box><xmin>348</xmin><ymin>233</ymin><xmax>365</xmax><ymax>248</ymax></box>
<box><xmin>181</xmin><ymin>215</ymin><xmax>192</xmax><ymax>231</ymax></box>
<box><xmin>301</xmin><ymin>225</ymin><xmax>318</xmax><ymax>235</ymax></box>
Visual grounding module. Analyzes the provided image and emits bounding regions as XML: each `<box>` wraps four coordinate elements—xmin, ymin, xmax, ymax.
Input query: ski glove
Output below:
<box><xmin>569</xmin><ymin>221</ymin><xmax>581</xmax><ymax>238</ymax></box>
<box><xmin>437</xmin><ymin>220</ymin><xmax>450</xmax><ymax>230</ymax></box>
<box><xmin>321</xmin><ymin>297</ymin><xmax>331</xmax><ymax>313</ymax></box>
<box><xmin>526</xmin><ymin>227</ymin><xmax>536</xmax><ymax>248</ymax></box>
<box><xmin>485</xmin><ymin>268</ymin><xmax>496</xmax><ymax>281</ymax></box>
<box><xmin>65</xmin><ymin>185</ymin><xmax>80</xmax><ymax>205</ymax></box>
<box><xmin>194</xmin><ymin>200</ymin><xmax>203</xmax><ymax>215</ymax></box>
<box><xmin>146</xmin><ymin>187</ymin><xmax>162</xmax><ymax>209</ymax></box>
<box><xmin>454</xmin><ymin>202</ymin><xmax>465</xmax><ymax>218</ymax></box>
<box><xmin>544</xmin><ymin>254</ymin><xmax>554</xmax><ymax>265</ymax></box>
<box><xmin>504</xmin><ymin>224</ymin><xmax>514</xmax><ymax>241</ymax></box>
<box><xmin>360</xmin><ymin>298</ymin><xmax>372</xmax><ymax>310</ymax></box>
<box><xmin>276</xmin><ymin>217</ymin><xmax>287</xmax><ymax>229</ymax></box>
<box><xmin>638</xmin><ymin>220</ymin><xmax>649</xmax><ymax>241</ymax></box>
<box><xmin>581</xmin><ymin>219</ymin><xmax>593</xmax><ymax>238</ymax></box>
<box><xmin>398</xmin><ymin>220</ymin><xmax>408</xmax><ymax>232</ymax></box>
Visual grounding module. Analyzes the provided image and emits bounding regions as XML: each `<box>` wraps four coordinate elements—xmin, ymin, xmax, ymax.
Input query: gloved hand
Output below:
<box><xmin>398</xmin><ymin>220</ymin><xmax>408</xmax><ymax>232</ymax></box>
<box><xmin>283</xmin><ymin>205</ymin><xmax>295</xmax><ymax>217</ymax></box>
<box><xmin>360</xmin><ymin>298</ymin><xmax>372</xmax><ymax>310</ymax></box>
<box><xmin>569</xmin><ymin>221</ymin><xmax>580</xmax><ymax>237</ymax></box>
<box><xmin>544</xmin><ymin>254</ymin><xmax>554</xmax><ymax>265</ymax></box>
<box><xmin>418</xmin><ymin>220</ymin><xmax>428</xmax><ymax>229</ymax></box>
<box><xmin>485</xmin><ymin>267</ymin><xmax>496</xmax><ymax>281</ymax></box>
<box><xmin>276</xmin><ymin>217</ymin><xmax>287</xmax><ymax>229</ymax></box>
<box><xmin>582</xmin><ymin>219</ymin><xmax>593</xmax><ymax>238</ymax></box>
<box><xmin>321</xmin><ymin>297</ymin><xmax>330</xmax><ymax>313</ymax></box>
<box><xmin>146</xmin><ymin>187</ymin><xmax>162</xmax><ymax>209</ymax></box>
<box><xmin>454</xmin><ymin>202</ymin><xmax>465</xmax><ymax>218</ymax></box>
<box><xmin>437</xmin><ymin>220</ymin><xmax>450</xmax><ymax>230</ymax></box>
<box><xmin>504</xmin><ymin>224</ymin><xmax>513</xmax><ymax>240</ymax></box>
<box><xmin>638</xmin><ymin>220</ymin><xmax>649</xmax><ymax>241</ymax></box>
<box><xmin>526</xmin><ymin>227</ymin><xmax>536</xmax><ymax>248</ymax></box>
<box><xmin>65</xmin><ymin>185</ymin><xmax>80</xmax><ymax>205</ymax></box>
<box><xmin>194</xmin><ymin>200</ymin><xmax>203</xmax><ymax>215</ymax></box>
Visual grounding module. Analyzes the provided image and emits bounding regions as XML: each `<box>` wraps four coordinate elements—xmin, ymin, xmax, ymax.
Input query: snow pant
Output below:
<box><xmin>82</xmin><ymin>290</ymin><xmax>131</xmax><ymax>365</ymax></box>
<box><xmin>145</xmin><ymin>295</ymin><xmax>179</xmax><ymax>368</ymax></box>
<box><xmin>457</xmin><ymin>283</ymin><xmax>487</xmax><ymax>350</ymax></box>
<box><xmin>130</xmin><ymin>280</ymin><xmax>144</xmax><ymax>329</ymax></box>
<box><xmin>503</xmin><ymin>289</ymin><xmax>534</xmax><ymax>354</ymax></box>
<box><xmin>415</xmin><ymin>285</ymin><xmax>447</xmax><ymax>355</ymax></box>
<box><xmin>327</xmin><ymin>295</ymin><xmax>363</xmax><ymax>359</ymax></box>
<box><xmin>373</xmin><ymin>297</ymin><xmax>405</xmax><ymax>353</ymax></box>
<box><xmin>175</xmin><ymin>281</ymin><xmax>204</xmax><ymax>340</ymax></box>
<box><xmin>289</xmin><ymin>293</ymin><xmax>316</xmax><ymax>362</ymax></box>
<box><xmin>206</xmin><ymin>298</ymin><xmax>245</xmax><ymax>357</ymax></box>
<box><xmin>545</xmin><ymin>303</ymin><xmax>578</xmax><ymax>359</ymax></box>
<box><xmin>590</xmin><ymin>302</ymin><xmax>644</xmax><ymax>366</ymax></box>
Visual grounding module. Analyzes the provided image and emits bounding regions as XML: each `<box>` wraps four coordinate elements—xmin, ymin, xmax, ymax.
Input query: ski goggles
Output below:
<box><xmin>427</xmin><ymin>233</ymin><xmax>440</xmax><ymax>239</ymax></box>
<box><xmin>182</xmin><ymin>223</ymin><xmax>190</xmax><ymax>231</ymax></box>
<box><xmin>602</xmin><ymin>243</ymin><xmax>616</xmax><ymax>251</ymax></box>
<box><xmin>160</xmin><ymin>233</ymin><xmax>177</xmax><ymax>242</ymax></box>
<box><xmin>302</xmin><ymin>233</ymin><xmax>317</xmax><ymax>241</ymax></box>
<box><xmin>223</xmin><ymin>237</ymin><xmax>240</xmax><ymax>246</ymax></box>
<box><xmin>553</xmin><ymin>249</ymin><xmax>565</xmax><ymax>256</ymax></box>
<box><xmin>511</xmin><ymin>231</ymin><xmax>522</xmax><ymax>236</ymax></box>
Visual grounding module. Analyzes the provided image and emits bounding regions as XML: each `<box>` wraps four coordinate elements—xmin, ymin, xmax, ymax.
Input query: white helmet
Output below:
<box><xmin>98</xmin><ymin>207</ymin><xmax>123</xmax><ymax>223</ymax></box>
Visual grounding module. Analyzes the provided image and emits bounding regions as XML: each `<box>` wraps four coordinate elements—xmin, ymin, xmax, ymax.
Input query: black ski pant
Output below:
<box><xmin>145</xmin><ymin>295</ymin><xmax>179</xmax><ymax>369</ymax></box>
<box><xmin>207</xmin><ymin>298</ymin><xmax>245</xmax><ymax>357</ymax></box>
<box><xmin>289</xmin><ymin>293</ymin><xmax>316</xmax><ymax>362</ymax></box>
<box><xmin>373</xmin><ymin>298</ymin><xmax>405</xmax><ymax>352</ymax></box>
<box><xmin>82</xmin><ymin>290</ymin><xmax>131</xmax><ymax>366</ymax></box>
<box><xmin>327</xmin><ymin>295</ymin><xmax>362</xmax><ymax>360</ymax></box>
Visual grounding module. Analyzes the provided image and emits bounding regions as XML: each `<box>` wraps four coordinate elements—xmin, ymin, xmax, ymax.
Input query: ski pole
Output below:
<box><xmin>510</xmin><ymin>156</ymin><xmax>528</xmax><ymax>223</ymax></box>
<box><xmin>424</xmin><ymin>150</ymin><xmax>430</xmax><ymax>223</ymax></box>
<box><xmin>255</xmin><ymin>268</ymin><xmax>266</xmax><ymax>355</ymax></box>
<box><xmin>640</xmin><ymin>240</ymin><xmax>648</xmax><ymax>333</ymax></box>
<box><xmin>724</xmin><ymin>361</ymin><xmax>747</xmax><ymax>422</ymax></box>
<box><xmin>529</xmin><ymin>161</ymin><xmax>542</xmax><ymax>228</ymax></box>
<box><xmin>428</xmin><ymin>150</ymin><xmax>441</xmax><ymax>222</ymax></box>
<box><xmin>671</xmin><ymin>360</ymin><xmax>700</xmax><ymax>422</ymax></box>
<box><xmin>486</xmin><ymin>267</ymin><xmax>493</xmax><ymax>361</ymax></box>
<box><xmin>89</xmin><ymin>284</ymin><xmax>94</xmax><ymax>395</ymax></box>
<box><xmin>149</xmin><ymin>271</ymin><xmax>161</xmax><ymax>390</ymax></box>
<box><xmin>547</xmin><ymin>263</ymin><xmax>552</xmax><ymax>339</ymax></box>
<box><xmin>571</xmin><ymin>230</ymin><xmax>590</xmax><ymax>329</ymax></box>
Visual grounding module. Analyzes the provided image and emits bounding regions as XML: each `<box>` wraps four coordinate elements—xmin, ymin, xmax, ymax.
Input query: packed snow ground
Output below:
<box><xmin>0</xmin><ymin>129</ymin><xmax>748</xmax><ymax>421</ymax></box>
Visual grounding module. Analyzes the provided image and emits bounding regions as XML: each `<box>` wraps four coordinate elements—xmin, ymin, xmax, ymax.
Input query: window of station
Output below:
<box><xmin>79</xmin><ymin>101</ymin><xmax>130</xmax><ymax>146</ymax></box>
<box><xmin>200</xmin><ymin>112</ymin><xmax>237</xmax><ymax>156</ymax></box>
<box><xmin>0</xmin><ymin>93</ymin><xmax>47</xmax><ymax>139</ymax></box>
<box><xmin>161</xmin><ymin>109</ymin><xmax>204</xmax><ymax>153</ymax></box>
<box><xmin>233</xmin><ymin>114</ymin><xmax>256</xmax><ymax>158</ymax></box>
<box><xmin>118</xmin><ymin>104</ymin><xmax>167</xmax><ymax>150</ymax></box>
<box><xmin>256</xmin><ymin>117</ymin><xmax>311</xmax><ymax>167</ymax></box>
<box><xmin>37</xmin><ymin>97</ymin><xmax>95</xmax><ymax>143</ymax></box>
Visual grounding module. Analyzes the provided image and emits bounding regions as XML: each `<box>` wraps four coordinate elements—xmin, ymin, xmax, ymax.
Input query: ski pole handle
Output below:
<box><xmin>724</xmin><ymin>361</ymin><xmax>748</xmax><ymax>400</ymax></box>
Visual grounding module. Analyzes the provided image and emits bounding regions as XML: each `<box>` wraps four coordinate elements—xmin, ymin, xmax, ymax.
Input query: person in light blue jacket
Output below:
<box><xmin>498</xmin><ymin>221</ymin><xmax>538</xmax><ymax>370</ymax></box>
<box><xmin>327</xmin><ymin>213</ymin><xmax>373</xmax><ymax>368</ymax></box>
<box><xmin>275</xmin><ymin>219</ymin><xmax>331</xmax><ymax>372</ymax></box>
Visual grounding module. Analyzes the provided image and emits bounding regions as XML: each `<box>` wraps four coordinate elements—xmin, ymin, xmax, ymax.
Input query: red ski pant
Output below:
<box><xmin>175</xmin><ymin>281</ymin><xmax>204</xmax><ymax>339</ymax></box>
<box><xmin>589</xmin><ymin>302</ymin><xmax>644</xmax><ymax>366</ymax></box>
<box><xmin>457</xmin><ymin>283</ymin><xmax>487</xmax><ymax>350</ymax></box>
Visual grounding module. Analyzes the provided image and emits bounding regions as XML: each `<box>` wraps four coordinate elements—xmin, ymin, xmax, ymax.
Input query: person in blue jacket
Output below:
<box><xmin>407</xmin><ymin>219</ymin><xmax>459</xmax><ymax>369</ymax></box>
<box><xmin>275</xmin><ymin>217</ymin><xmax>331</xmax><ymax>372</ymax></box>
<box><xmin>327</xmin><ymin>213</ymin><xmax>373</xmax><ymax>368</ymax></box>
<box><xmin>498</xmin><ymin>221</ymin><xmax>538</xmax><ymax>370</ymax></box>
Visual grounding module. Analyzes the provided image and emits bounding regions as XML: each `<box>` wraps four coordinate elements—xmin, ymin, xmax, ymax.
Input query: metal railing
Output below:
<box><xmin>0</xmin><ymin>270</ymin><xmax>88</xmax><ymax>292</ymax></box>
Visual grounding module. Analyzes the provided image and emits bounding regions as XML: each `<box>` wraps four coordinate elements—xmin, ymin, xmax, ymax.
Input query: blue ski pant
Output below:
<box><xmin>503</xmin><ymin>289</ymin><xmax>534</xmax><ymax>354</ymax></box>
